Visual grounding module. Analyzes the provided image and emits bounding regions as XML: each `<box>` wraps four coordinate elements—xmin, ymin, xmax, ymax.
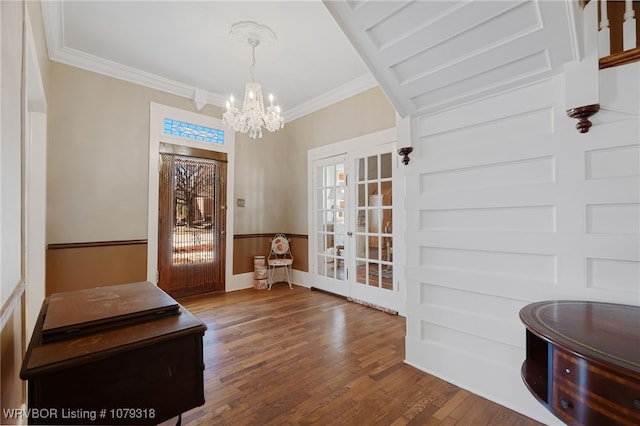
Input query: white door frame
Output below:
<box><xmin>147</xmin><ymin>103</ymin><xmax>236</xmax><ymax>291</ymax></box>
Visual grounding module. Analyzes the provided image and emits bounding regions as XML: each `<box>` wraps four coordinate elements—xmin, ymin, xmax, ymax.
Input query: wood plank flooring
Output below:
<box><xmin>179</xmin><ymin>285</ymin><xmax>543</xmax><ymax>426</ymax></box>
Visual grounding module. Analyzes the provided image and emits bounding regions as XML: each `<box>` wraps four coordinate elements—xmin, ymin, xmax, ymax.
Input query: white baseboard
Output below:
<box><xmin>227</xmin><ymin>269</ymin><xmax>311</xmax><ymax>292</ymax></box>
<box><xmin>405</xmin><ymin>337</ymin><xmax>562</xmax><ymax>425</ymax></box>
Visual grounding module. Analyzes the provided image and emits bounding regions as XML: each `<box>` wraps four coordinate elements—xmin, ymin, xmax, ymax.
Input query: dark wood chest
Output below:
<box><xmin>21</xmin><ymin>281</ymin><xmax>207</xmax><ymax>425</ymax></box>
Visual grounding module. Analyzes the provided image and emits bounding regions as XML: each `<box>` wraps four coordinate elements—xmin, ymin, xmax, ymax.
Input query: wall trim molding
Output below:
<box><xmin>47</xmin><ymin>239</ymin><xmax>148</xmax><ymax>250</ymax></box>
<box><xmin>0</xmin><ymin>281</ymin><xmax>25</xmax><ymax>331</ymax></box>
<box><xmin>234</xmin><ymin>233</ymin><xmax>308</xmax><ymax>240</ymax></box>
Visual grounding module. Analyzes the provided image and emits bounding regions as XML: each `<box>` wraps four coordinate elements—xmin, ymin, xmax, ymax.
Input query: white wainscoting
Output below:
<box><xmin>405</xmin><ymin>67</ymin><xmax>640</xmax><ymax>424</ymax></box>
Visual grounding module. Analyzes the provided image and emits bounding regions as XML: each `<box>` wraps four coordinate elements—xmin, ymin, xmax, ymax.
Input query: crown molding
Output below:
<box><xmin>42</xmin><ymin>1</ymin><xmax>224</xmax><ymax>105</ymax></box>
<box><xmin>41</xmin><ymin>1</ymin><xmax>377</xmax><ymax>121</ymax></box>
<box><xmin>284</xmin><ymin>73</ymin><xmax>378</xmax><ymax>122</ymax></box>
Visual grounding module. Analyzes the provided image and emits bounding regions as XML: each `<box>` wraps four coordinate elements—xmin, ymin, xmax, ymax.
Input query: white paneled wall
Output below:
<box><xmin>405</xmin><ymin>66</ymin><xmax>640</xmax><ymax>423</ymax></box>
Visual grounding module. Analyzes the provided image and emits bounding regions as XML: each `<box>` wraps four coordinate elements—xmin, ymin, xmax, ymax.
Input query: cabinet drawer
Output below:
<box><xmin>552</xmin><ymin>383</ymin><xmax>580</xmax><ymax>425</ymax></box>
<box><xmin>554</xmin><ymin>349</ymin><xmax>640</xmax><ymax>424</ymax></box>
<box><xmin>552</xmin><ymin>382</ymin><xmax>623</xmax><ymax>426</ymax></box>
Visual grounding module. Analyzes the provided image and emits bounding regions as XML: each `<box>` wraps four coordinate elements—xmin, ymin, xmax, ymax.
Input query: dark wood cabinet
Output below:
<box><xmin>21</xmin><ymin>282</ymin><xmax>207</xmax><ymax>425</ymax></box>
<box><xmin>520</xmin><ymin>300</ymin><xmax>640</xmax><ymax>426</ymax></box>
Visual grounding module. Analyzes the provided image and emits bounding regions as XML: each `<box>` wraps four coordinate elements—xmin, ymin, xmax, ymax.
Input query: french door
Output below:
<box><xmin>348</xmin><ymin>144</ymin><xmax>399</xmax><ymax>311</ymax></box>
<box><xmin>313</xmin><ymin>155</ymin><xmax>349</xmax><ymax>296</ymax></box>
<box><xmin>311</xmin><ymin>142</ymin><xmax>399</xmax><ymax>312</ymax></box>
<box><xmin>158</xmin><ymin>143</ymin><xmax>227</xmax><ymax>298</ymax></box>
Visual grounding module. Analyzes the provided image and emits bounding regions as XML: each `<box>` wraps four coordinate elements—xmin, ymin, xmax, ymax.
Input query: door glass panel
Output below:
<box><xmin>317</xmin><ymin>255</ymin><xmax>326</xmax><ymax>276</ymax></box>
<box><xmin>315</xmin><ymin>211</ymin><xmax>324</xmax><ymax>232</ymax></box>
<box><xmin>315</xmin><ymin>160</ymin><xmax>346</xmax><ymax>282</ymax></box>
<box><xmin>368</xmin><ymin>206</ymin><xmax>380</xmax><ymax>234</ymax></box>
<box><xmin>171</xmin><ymin>157</ymin><xmax>216</xmax><ymax>265</ymax></box>
<box><xmin>381</xmin><ymin>181</ymin><xmax>392</xmax><ymax>204</ymax></box>
<box><xmin>368</xmin><ymin>155</ymin><xmax>378</xmax><ymax>180</ymax></box>
<box><xmin>353</xmin><ymin>151</ymin><xmax>393</xmax><ymax>292</ymax></box>
<box><xmin>370</xmin><ymin>263</ymin><xmax>381</xmax><ymax>287</ymax></box>
<box><xmin>381</xmin><ymin>153</ymin><xmax>392</xmax><ymax>179</ymax></box>
<box><xmin>356</xmin><ymin>259</ymin><xmax>367</xmax><ymax>285</ymax></box>
<box><xmin>317</xmin><ymin>235</ymin><xmax>326</xmax><ymax>253</ymax></box>
<box><xmin>357</xmin><ymin>210</ymin><xmax>365</xmax><ymax>228</ymax></box>
<box><xmin>357</xmin><ymin>183</ymin><xmax>366</xmax><ymax>207</ymax></box>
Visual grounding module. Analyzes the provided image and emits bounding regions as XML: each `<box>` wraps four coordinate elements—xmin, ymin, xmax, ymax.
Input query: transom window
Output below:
<box><xmin>164</xmin><ymin>118</ymin><xmax>224</xmax><ymax>144</ymax></box>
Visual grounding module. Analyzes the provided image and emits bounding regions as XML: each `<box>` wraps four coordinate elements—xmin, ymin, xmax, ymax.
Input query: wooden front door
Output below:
<box><xmin>158</xmin><ymin>144</ymin><xmax>227</xmax><ymax>298</ymax></box>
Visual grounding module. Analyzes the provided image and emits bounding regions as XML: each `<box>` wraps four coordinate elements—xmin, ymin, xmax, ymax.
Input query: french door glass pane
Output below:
<box><xmin>316</xmin><ymin>161</ymin><xmax>345</xmax><ymax>280</ymax></box>
<box><xmin>381</xmin><ymin>181</ymin><xmax>392</xmax><ymax>203</ymax></box>
<box><xmin>356</xmin><ymin>259</ymin><xmax>367</xmax><ymax>285</ymax></box>
<box><xmin>381</xmin><ymin>153</ymin><xmax>392</xmax><ymax>179</ymax></box>
<box><xmin>368</xmin><ymin>155</ymin><xmax>378</xmax><ymax>180</ymax></box>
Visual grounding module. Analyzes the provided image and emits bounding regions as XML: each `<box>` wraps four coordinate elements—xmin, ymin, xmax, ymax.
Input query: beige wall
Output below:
<box><xmin>47</xmin><ymin>62</ymin><xmax>224</xmax><ymax>244</ymax></box>
<box><xmin>46</xmin><ymin>48</ymin><xmax>394</xmax><ymax>292</ymax></box>
<box><xmin>233</xmin><ymin>130</ymin><xmax>289</xmax><ymax>234</ymax></box>
<box><xmin>47</xmin><ymin>59</ymin><xmax>395</xmax><ymax>243</ymax></box>
<box><xmin>233</xmin><ymin>87</ymin><xmax>396</xmax><ymax>235</ymax></box>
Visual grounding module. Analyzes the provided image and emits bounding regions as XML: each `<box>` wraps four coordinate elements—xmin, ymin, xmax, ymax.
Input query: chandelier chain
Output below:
<box><xmin>248</xmin><ymin>37</ymin><xmax>259</xmax><ymax>82</ymax></box>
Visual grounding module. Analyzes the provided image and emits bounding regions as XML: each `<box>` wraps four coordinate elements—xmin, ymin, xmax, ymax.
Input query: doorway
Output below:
<box><xmin>157</xmin><ymin>144</ymin><xmax>227</xmax><ymax>298</ymax></box>
<box><xmin>308</xmin><ymin>129</ymin><xmax>400</xmax><ymax>313</ymax></box>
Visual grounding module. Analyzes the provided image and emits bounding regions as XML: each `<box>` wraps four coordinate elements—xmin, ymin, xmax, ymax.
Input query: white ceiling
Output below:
<box><xmin>42</xmin><ymin>1</ymin><xmax>581</xmax><ymax>122</ymax></box>
<box><xmin>42</xmin><ymin>0</ymin><xmax>377</xmax><ymax>121</ymax></box>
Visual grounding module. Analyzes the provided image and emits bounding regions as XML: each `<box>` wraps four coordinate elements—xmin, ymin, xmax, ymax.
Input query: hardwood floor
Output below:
<box><xmin>179</xmin><ymin>285</ymin><xmax>543</xmax><ymax>426</ymax></box>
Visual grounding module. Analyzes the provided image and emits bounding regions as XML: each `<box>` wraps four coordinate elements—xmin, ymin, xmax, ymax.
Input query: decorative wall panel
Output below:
<box><xmin>420</xmin><ymin>206</ymin><xmax>556</xmax><ymax>233</ymax></box>
<box><xmin>585</xmin><ymin>144</ymin><xmax>640</xmax><ymax>180</ymax></box>
<box><xmin>405</xmin><ymin>73</ymin><xmax>640</xmax><ymax>424</ymax></box>
<box><xmin>419</xmin><ymin>156</ymin><xmax>555</xmax><ymax>193</ymax></box>
<box><xmin>586</xmin><ymin>203</ymin><xmax>640</xmax><ymax>234</ymax></box>
<box><xmin>586</xmin><ymin>257</ymin><xmax>640</xmax><ymax>292</ymax></box>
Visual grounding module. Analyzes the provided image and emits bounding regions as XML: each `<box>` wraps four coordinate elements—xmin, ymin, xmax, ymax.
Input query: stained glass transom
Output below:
<box><xmin>164</xmin><ymin>118</ymin><xmax>224</xmax><ymax>144</ymax></box>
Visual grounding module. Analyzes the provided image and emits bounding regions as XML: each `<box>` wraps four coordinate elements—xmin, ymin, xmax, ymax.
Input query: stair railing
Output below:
<box><xmin>597</xmin><ymin>0</ymin><xmax>640</xmax><ymax>69</ymax></box>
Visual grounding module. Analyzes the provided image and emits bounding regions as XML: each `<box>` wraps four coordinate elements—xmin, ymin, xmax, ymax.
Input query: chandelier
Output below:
<box><xmin>223</xmin><ymin>22</ymin><xmax>284</xmax><ymax>139</ymax></box>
